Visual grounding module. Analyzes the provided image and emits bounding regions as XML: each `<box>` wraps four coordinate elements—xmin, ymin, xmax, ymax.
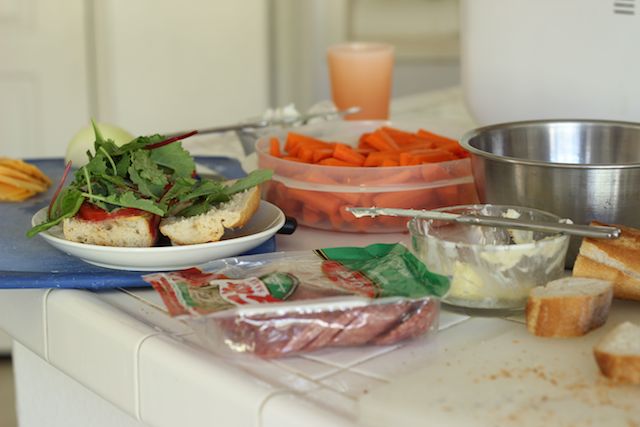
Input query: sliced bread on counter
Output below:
<box><xmin>526</xmin><ymin>277</ymin><xmax>613</xmax><ymax>338</ymax></box>
<box><xmin>573</xmin><ymin>221</ymin><xmax>640</xmax><ymax>301</ymax></box>
<box><xmin>159</xmin><ymin>186</ymin><xmax>261</xmax><ymax>245</ymax></box>
<box><xmin>594</xmin><ymin>321</ymin><xmax>640</xmax><ymax>384</ymax></box>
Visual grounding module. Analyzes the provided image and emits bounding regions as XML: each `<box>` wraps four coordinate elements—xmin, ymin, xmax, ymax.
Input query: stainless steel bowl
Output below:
<box><xmin>460</xmin><ymin>119</ymin><xmax>640</xmax><ymax>267</ymax></box>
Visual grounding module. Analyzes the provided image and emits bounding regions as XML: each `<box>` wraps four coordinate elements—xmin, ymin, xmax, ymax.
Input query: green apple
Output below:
<box><xmin>65</xmin><ymin>122</ymin><xmax>134</xmax><ymax>167</ymax></box>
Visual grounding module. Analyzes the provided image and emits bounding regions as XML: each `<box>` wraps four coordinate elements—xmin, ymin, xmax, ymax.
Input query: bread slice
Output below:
<box><xmin>526</xmin><ymin>277</ymin><xmax>613</xmax><ymax>337</ymax></box>
<box><xmin>594</xmin><ymin>322</ymin><xmax>640</xmax><ymax>384</ymax></box>
<box><xmin>573</xmin><ymin>222</ymin><xmax>640</xmax><ymax>301</ymax></box>
<box><xmin>63</xmin><ymin>213</ymin><xmax>158</xmax><ymax>247</ymax></box>
<box><xmin>159</xmin><ymin>186</ymin><xmax>261</xmax><ymax>245</ymax></box>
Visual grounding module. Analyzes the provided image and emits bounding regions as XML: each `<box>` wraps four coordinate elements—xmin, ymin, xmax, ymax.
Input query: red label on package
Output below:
<box><xmin>213</xmin><ymin>277</ymin><xmax>282</xmax><ymax>306</ymax></box>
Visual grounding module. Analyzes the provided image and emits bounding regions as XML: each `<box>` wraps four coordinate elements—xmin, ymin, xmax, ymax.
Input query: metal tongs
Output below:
<box><xmin>347</xmin><ymin>207</ymin><xmax>621</xmax><ymax>239</ymax></box>
<box><xmin>165</xmin><ymin>106</ymin><xmax>361</xmax><ymax>138</ymax></box>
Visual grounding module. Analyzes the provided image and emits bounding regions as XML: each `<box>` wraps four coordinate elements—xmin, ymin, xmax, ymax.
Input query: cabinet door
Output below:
<box><xmin>0</xmin><ymin>0</ymin><xmax>90</xmax><ymax>158</ymax></box>
<box><xmin>93</xmin><ymin>0</ymin><xmax>270</xmax><ymax>137</ymax></box>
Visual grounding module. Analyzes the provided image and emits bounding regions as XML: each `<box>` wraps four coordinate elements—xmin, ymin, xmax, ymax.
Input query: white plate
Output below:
<box><xmin>31</xmin><ymin>201</ymin><xmax>285</xmax><ymax>271</ymax></box>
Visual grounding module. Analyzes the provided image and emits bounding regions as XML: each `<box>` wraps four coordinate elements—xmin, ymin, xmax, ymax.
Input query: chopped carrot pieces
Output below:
<box><xmin>270</xmin><ymin>126</ymin><xmax>467</xmax><ymax>167</ymax></box>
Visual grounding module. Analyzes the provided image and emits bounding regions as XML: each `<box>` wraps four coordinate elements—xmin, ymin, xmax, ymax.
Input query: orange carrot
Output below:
<box><xmin>436</xmin><ymin>185</ymin><xmax>460</xmax><ymax>206</ymax></box>
<box><xmin>380</xmin><ymin>126</ymin><xmax>416</xmax><ymax>144</ymax></box>
<box><xmin>333</xmin><ymin>143</ymin><xmax>366</xmax><ymax>166</ymax></box>
<box><xmin>281</xmin><ymin>156</ymin><xmax>305</xmax><ymax>163</ymax></box>
<box><xmin>362</xmin><ymin>131</ymin><xmax>399</xmax><ymax>152</ymax></box>
<box><xmin>406</xmin><ymin>149</ymin><xmax>456</xmax><ymax>164</ymax></box>
<box><xmin>381</xmin><ymin>159</ymin><xmax>399</xmax><ymax>167</ymax></box>
<box><xmin>373</xmin><ymin>189</ymin><xmax>437</xmax><ymax>209</ymax></box>
<box><xmin>399</xmin><ymin>152</ymin><xmax>412</xmax><ymax>166</ymax></box>
<box><xmin>287</xmin><ymin>188</ymin><xmax>341</xmax><ymax>213</ymax></box>
<box><xmin>297</xmin><ymin>146</ymin><xmax>315</xmax><ymax>163</ymax></box>
<box><xmin>416</xmin><ymin>129</ymin><xmax>458</xmax><ymax>145</ymax></box>
<box><xmin>363</xmin><ymin>151</ymin><xmax>400</xmax><ymax>167</ymax></box>
<box><xmin>302</xmin><ymin>207</ymin><xmax>322</xmax><ymax>224</ymax></box>
<box><xmin>312</xmin><ymin>148</ymin><xmax>334</xmax><ymax>163</ymax></box>
<box><xmin>318</xmin><ymin>158</ymin><xmax>360</xmax><ymax>167</ymax></box>
<box><xmin>277</xmin><ymin>127</ymin><xmax>468</xmax><ymax>167</ymax></box>
<box><xmin>421</xmin><ymin>164</ymin><xmax>452</xmax><ymax>182</ymax></box>
<box><xmin>269</xmin><ymin>137</ymin><xmax>282</xmax><ymax>157</ymax></box>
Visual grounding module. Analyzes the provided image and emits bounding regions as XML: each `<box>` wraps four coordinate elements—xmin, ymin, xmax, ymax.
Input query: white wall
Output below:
<box><xmin>0</xmin><ymin>0</ymin><xmax>271</xmax><ymax>158</ymax></box>
<box><xmin>270</xmin><ymin>0</ymin><xmax>460</xmax><ymax>112</ymax></box>
<box><xmin>0</xmin><ymin>1</ymin><xmax>459</xmax><ymax>158</ymax></box>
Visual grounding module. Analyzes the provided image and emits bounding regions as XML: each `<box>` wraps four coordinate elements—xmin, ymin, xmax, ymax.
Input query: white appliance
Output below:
<box><xmin>460</xmin><ymin>0</ymin><xmax>640</xmax><ymax>125</ymax></box>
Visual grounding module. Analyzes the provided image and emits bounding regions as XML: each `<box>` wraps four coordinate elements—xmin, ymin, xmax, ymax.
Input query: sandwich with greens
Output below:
<box><xmin>27</xmin><ymin>122</ymin><xmax>272</xmax><ymax>247</ymax></box>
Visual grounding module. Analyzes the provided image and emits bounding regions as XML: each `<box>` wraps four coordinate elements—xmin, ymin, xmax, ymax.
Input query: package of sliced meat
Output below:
<box><xmin>142</xmin><ymin>243</ymin><xmax>449</xmax><ymax>358</ymax></box>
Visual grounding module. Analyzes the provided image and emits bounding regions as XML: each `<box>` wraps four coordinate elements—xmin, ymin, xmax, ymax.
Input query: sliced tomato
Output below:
<box><xmin>77</xmin><ymin>202</ymin><xmax>149</xmax><ymax>222</ymax></box>
<box><xmin>77</xmin><ymin>202</ymin><xmax>161</xmax><ymax>242</ymax></box>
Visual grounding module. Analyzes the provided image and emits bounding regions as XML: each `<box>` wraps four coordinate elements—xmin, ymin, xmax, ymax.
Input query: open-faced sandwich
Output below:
<box><xmin>27</xmin><ymin>122</ymin><xmax>272</xmax><ymax>247</ymax></box>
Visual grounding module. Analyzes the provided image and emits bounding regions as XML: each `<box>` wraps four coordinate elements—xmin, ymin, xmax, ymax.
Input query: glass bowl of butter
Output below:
<box><xmin>408</xmin><ymin>204</ymin><xmax>570</xmax><ymax>312</ymax></box>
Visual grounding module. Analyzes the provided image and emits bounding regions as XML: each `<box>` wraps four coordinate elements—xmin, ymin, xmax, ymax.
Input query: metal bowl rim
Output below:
<box><xmin>460</xmin><ymin>119</ymin><xmax>640</xmax><ymax>169</ymax></box>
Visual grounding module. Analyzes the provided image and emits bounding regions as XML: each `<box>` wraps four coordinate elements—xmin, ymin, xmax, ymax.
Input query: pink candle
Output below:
<box><xmin>327</xmin><ymin>43</ymin><xmax>395</xmax><ymax>120</ymax></box>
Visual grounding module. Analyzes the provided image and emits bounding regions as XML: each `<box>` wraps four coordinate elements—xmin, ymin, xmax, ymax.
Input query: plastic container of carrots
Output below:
<box><xmin>256</xmin><ymin>120</ymin><xmax>479</xmax><ymax>233</ymax></box>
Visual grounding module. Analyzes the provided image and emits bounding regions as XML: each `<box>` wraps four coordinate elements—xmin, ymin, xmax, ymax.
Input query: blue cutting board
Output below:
<box><xmin>0</xmin><ymin>157</ymin><xmax>276</xmax><ymax>289</ymax></box>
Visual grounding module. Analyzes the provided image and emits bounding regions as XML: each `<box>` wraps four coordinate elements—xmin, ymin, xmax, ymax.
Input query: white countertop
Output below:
<box><xmin>2</xmin><ymin>87</ymin><xmax>639</xmax><ymax>427</ymax></box>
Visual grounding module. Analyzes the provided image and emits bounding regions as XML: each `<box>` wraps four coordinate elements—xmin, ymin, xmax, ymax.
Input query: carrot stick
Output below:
<box><xmin>421</xmin><ymin>164</ymin><xmax>453</xmax><ymax>182</ymax></box>
<box><xmin>333</xmin><ymin>143</ymin><xmax>366</xmax><ymax>166</ymax></box>
<box><xmin>399</xmin><ymin>152</ymin><xmax>412</xmax><ymax>166</ymax></box>
<box><xmin>297</xmin><ymin>146</ymin><xmax>315</xmax><ymax>163</ymax></box>
<box><xmin>269</xmin><ymin>137</ymin><xmax>282</xmax><ymax>157</ymax></box>
<box><xmin>363</xmin><ymin>151</ymin><xmax>400</xmax><ymax>167</ymax></box>
<box><xmin>302</xmin><ymin>206</ymin><xmax>323</xmax><ymax>224</ymax></box>
<box><xmin>373</xmin><ymin>189</ymin><xmax>438</xmax><ymax>209</ymax></box>
<box><xmin>287</xmin><ymin>188</ymin><xmax>341</xmax><ymax>213</ymax></box>
<box><xmin>416</xmin><ymin>129</ymin><xmax>458</xmax><ymax>144</ymax></box>
<box><xmin>363</xmin><ymin>131</ymin><xmax>399</xmax><ymax>152</ymax></box>
<box><xmin>435</xmin><ymin>185</ymin><xmax>460</xmax><ymax>206</ymax></box>
<box><xmin>312</xmin><ymin>148</ymin><xmax>334</xmax><ymax>163</ymax></box>
<box><xmin>318</xmin><ymin>158</ymin><xmax>360</xmax><ymax>167</ymax></box>
<box><xmin>281</xmin><ymin>156</ymin><xmax>305</xmax><ymax>163</ymax></box>
<box><xmin>380</xmin><ymin>126</ymin><xmax>416</xmax><ymax>144</ymax></box>
<box><xmin>407</xmin><ymin>149</ymin><xmax>456</xmax><ymax>164</ymax></box>
<box><xmin>381</xmin><ymin>159</ymin><xmax>399</xmax><ymax>167</ymax></box>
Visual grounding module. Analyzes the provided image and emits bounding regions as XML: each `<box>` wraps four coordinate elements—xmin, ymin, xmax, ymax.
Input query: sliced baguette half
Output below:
<box><xmin>594</xmin><ymin>321</ymin><xmax>640</xmax><ymax>384</ymax></box>
<box><xmin>159</xmin><ymin>186</ymin><xmax>261</xmax><ymax>245</ymax></box>
<box><xmin>63</xmin><ymin>213</ymin><xmax>158</xmax><ymax>247</ymax></box>
<box><xmin>526</xmin><ymin>277</ymin><xmax>613</xmax><ymax>338</ymax></box>
<box><xmin>573</xmin><ymin>222</ymin><xmax>640</xmax><ymax>301</ymax></box>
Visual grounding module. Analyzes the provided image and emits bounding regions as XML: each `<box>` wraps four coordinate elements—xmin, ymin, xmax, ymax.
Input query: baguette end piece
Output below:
<box><xmin>526</xmin><ymin>277</ymin><xmax>613</xmax><ymax>338</ymax></box>
<box><xmin>160</xmin><ymin>186</ymin><xmax>261</xmax><ymax>245</ymax></box>
<box><xmin>594</xmin><ymin>322</ymin><xmax>640</xmax><ymax>384</ymax></box>
<box><xmin>573</xmin><ymin>222</ymin><xmax>640</xmax><ymax>301</ymax></box>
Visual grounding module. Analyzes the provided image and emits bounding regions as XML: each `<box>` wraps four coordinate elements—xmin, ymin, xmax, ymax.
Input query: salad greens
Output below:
<box><xmin>27</xmin><ymin>121</ymin><xmax>272</xmax><ymax>238</ymax></box>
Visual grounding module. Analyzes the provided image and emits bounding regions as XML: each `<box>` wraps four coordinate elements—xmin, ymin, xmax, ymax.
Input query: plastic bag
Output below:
<box><xmin>143</xmin><ymin>243</ymin><xmax>449</xmax><ymax>358</ymax></box>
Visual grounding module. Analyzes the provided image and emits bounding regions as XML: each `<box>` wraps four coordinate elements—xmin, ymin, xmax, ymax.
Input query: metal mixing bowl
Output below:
<box><xmin>460</xmin><ymin>119</ymin><xmax>640</xmax><ymax>267</ymax></box>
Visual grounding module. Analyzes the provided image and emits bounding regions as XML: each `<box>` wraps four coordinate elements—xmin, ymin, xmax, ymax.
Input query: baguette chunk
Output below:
<box><xmin>573</xmin><ymin>222</ymin><xmax>640</xmax><ymax>301</ymax></box>
<box><xmin>526</xmin><ymin>277</ymin><xmax>613</xmax><ymax>338</ymax></box>
<box><xmin>160</xmin><ymin>187</ymin><xmax>260</xmax><ymax>245</ymax></box>
<box><xmin>63</xmin><ymin>213</ymin><xmax>158</xmax><ymax>247</ymax></box>
<box><xmin>594</xmin><ymin>321</ymin><xmax>640</xmax><ymax>384</ymax></box>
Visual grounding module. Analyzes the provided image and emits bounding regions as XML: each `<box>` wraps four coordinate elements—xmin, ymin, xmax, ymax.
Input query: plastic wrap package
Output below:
<box><xmin>143</xmin><ymin>243</ymin><xmax>450</xmax><ymax>358</ymax></box>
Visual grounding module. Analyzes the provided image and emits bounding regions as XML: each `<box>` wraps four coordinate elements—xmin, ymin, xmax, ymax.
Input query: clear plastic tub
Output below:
<box><xmin>409</xmin><ymin>204</ymin><xmax>570</xmax><ymax>312</ymax></box>
<box><xmin>256</xmin><ymin>121</ymin><xmax>478</xmax><ymax>233</ymax></box>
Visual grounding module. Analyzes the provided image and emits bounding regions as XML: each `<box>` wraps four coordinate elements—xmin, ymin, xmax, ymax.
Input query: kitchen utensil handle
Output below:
<box><xmin>346</xmin><ymin>207</ymin><xmax>620</xmax><ymax>239</ymax></box>
<box><xmin>457</xmin><ymin>215</ymin><xmax>620</xmax><ymax>239</ymax></box>
<box><xmin>164</xmin><ymin>107</ymin><xmax>361</xmax><ymax>138</ymax></box>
